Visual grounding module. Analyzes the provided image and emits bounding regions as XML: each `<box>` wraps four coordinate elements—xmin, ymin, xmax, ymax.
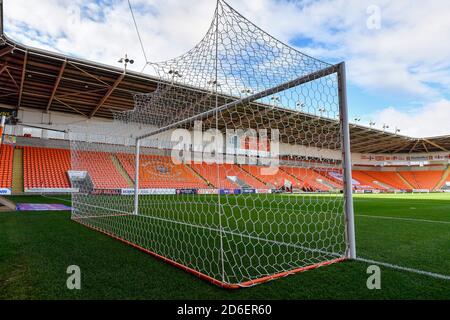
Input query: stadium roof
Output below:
<box><xmin>0</xmin><ymin>34</ymin><xmax>449</xmax><ymax>154</ymax></box>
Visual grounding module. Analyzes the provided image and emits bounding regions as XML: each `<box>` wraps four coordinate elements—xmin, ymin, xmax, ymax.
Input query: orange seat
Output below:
<box><xmin>281</xmin><ymin>167</ymin><xmax>341</xmax><ymax>191</ymax></box>
<box><xmin>240</xmin><ymin>165</ymin><xmax>301</xmax><ymax>189</ymax></box>
<box><xmin>399</xmin><ymin>171</ymin><xmax>443</xmax><ymax>190</ymax></box>
<box><xmin>351</xmin><ymin>171</ymin><xmax>387</xmax><ymax>190</ymax></box>
<box><xmin>23</xmin><ymin>146</ymin><xmax>71</xmax><ymax>189</ymax></box>
<box><xmin>190</xmin><ymin>163</ymin><xmax>267</xmax><ymax>189</ymax></box>
<box><xmin>362</xmin><ymin>171</ymin><xmax>410</xmax><ymax>190</ymax></box>
<box><xmin>0</xmin><ymin>144</ymin><xmax>13</xmax><ymax>189</ymax></box>
<box><xmin>116</xmin><ymin>153</ymin><xmax>208</xmax><ymax>189</ymax></box>
<box><xmin>73</xmin><ymin>151</ymin><xmax>129</xmax><ymax>189</ymax></box>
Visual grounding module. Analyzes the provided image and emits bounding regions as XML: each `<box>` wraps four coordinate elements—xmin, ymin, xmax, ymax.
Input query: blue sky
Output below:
<box><xmin>3</xmin><ymin>0</ymin><xmax>450</xmax><ymax>137</ymax></box>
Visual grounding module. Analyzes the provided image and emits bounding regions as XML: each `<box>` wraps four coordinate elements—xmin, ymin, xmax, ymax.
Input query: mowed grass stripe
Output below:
<box><xmin>1</xmin><ymin>193</ymin><xmax>449</xmax><ymax>299</ymax></box>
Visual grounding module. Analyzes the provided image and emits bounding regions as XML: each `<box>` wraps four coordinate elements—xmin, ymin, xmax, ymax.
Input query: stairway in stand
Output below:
<box><xmin>396</xmin><ymin>172</ymin><xmax>414</xmax><ymax>189</ymax></box>
<box><xmin>111</xmin><ymin>154</ymin><xmax>134</xmax><ymax>188</ymax></box>
<box><xmin>12</xmin><ymin>148</ymin><xmax>24</xmax><ymax>194</ymax></box>
<box><xmin>435</xmin><ymin>166</ymin><xmax>450</xmax><ymax>190</ymax></box>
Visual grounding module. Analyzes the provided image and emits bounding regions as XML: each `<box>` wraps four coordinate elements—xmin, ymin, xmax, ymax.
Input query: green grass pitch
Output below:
<box><xmin>0</xmin><ymin>193</ymin><xmax>449</xmax><ymax>299</ymax></box>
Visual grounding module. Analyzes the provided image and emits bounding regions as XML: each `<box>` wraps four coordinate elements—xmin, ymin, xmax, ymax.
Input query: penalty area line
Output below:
<box><xmin>356</xmin><ymin>257</ymin><xmax>450</xmax><ymax>281</ymax></box>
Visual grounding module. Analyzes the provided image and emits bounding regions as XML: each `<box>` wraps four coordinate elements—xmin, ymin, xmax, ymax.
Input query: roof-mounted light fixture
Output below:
<box><xmin>118</xmin><ymin>54</ymin><xmax>134</xmax><ymax>72</ymax></box>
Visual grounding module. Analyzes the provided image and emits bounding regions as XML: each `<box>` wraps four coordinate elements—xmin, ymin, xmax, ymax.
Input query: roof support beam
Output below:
<box><xmin>0</xmin><ymin>86</ymin><xmax>17</xmax><ymax>93</ymax></box>
<box><xmin>17</xmin><ymin>49</ymin><xmax>28</xmax><ymax>110</ymax></box>
<box><xmin>408</xmin><ymin>139</ymin><xmax>421</xmax><ymax>153</ymax></box>
<box><xmin>358</xmin><ymin>139</ymin><xmax>408</xmax><ymax>154</ymax></box>
<box><xmin>350</xmin><ymin>131</ymin><xmax>386</xmax><ymax>146</ymax></box>
<box><xmin>68</xmin><ymin>61</ymin><xmax>111</xmax><ymax>87</ymax></box>
<box><xmin>351</xmin><ymin>133</ymin><xmax>399</xmax><ymax>149</ymax></box>
<box><xmin>421</xmin><ymin>141</ymin><xmax>429</xmax><ymax>153</ymax></box>
<box><xmin>390</xmin><ymin>141</ymin><xmax>413</xmax><ymax>153</ymax></box>
<box><xmin>0</xmin><ymin>46</ymin><xmax>14</xmax><ymax>57</ymax></box>
<box><xmin>423</xmin><ymin>139</ymin><xmax>448</xmax><ymax>152</ymax></box>
<box><xmin>56</xmin><ymin>87</ymin><xmax>106</xmax><ymax>99</ymax></box>
<box><xmin>0</xmin><ymin>92</ymin><xmax>17</xmax><ymax>98</ymax></box>
<box><xmin>54</xmin><ymin>97</ymin><xmax>88</xmax><ymax>118</ymax></box>
<box><xmin>89</xmin><ymin>73</ymin><xmax>125</xmax><ymax>118</ymax></box>
<box><xmin>0</xmin><ymin>63</ymin><xmax>7</xmax><ymax>75</ymax></box>
<box><xmin>5</xmin><ymin>68</ymin><xmax>19</xmax><ymax>88</ymax></box>
<box><xmin>23</xmin><ymin>91</ymin><xmax>52</xmax><ymax>99</ymax></box>
<box><xmin>46</xmin><ymin>59</ymin><xmax>67</xmax><ymax>112</ymax></box>
<box><xmin>364</xmin><ymin>145</ymin><xmax>400</xmax><ymax>154</ymax></box>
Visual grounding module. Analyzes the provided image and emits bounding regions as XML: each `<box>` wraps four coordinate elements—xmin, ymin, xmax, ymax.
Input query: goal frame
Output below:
<box><xmin>125</xmin><ymin>62</ymin><xmax>356</xmax><ymax>288</ymax></box>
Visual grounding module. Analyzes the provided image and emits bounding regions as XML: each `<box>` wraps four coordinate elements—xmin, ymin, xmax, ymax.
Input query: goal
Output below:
<box><xmin>69</xmin><ymin>0</ymin><xmax>355</xmax><ymax>288</ymax></box>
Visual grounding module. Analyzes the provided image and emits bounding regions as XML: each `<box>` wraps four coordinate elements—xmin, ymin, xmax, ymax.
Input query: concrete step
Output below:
<box><xmin>111</xmin><ymin>154</ymin><xmax>134</xmax><ymax>188</ymax></box>
<box><xmin>396</xmin><ymin>172</ymin><xmax>414</xmax><ymax>189</ymax></box>
<box><xmin>12</xmin><ymin>148</ymin><xmax>24</xmax><ymax>194</ymax></box>
<box><xmin>0</xmin><ymin>196</ymin><xmax>16</xmax><ymax>212</ymax></box>
<box><xmin>435</xmin><ymin>166</ymin><xmax>450</xmax><ymax>190</ymax></box>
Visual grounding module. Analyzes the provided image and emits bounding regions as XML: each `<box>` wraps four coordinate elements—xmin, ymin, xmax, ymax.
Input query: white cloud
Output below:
<box><xmin>372</xmin><ymin>99</ymin><xmax>450</xmax><ymax>138</ymax></box>
<box><xmin>4</xmin><ymin>0</ymin><xmax>450</xmax><ymax>97</ymax></box>
<box><xmin>229</xmin><ymin>0</ymin><xmax>450</xmax><ymax>99</ymax></box>
<box><xmin>3</xmin><ymin>0</ymin><xmax>450</xmax><ymax>137</ymax></box>
<box><xmin>3</xmin><ymin>0</ymin><xmax>217</xmax><ymax>71</ymax></box>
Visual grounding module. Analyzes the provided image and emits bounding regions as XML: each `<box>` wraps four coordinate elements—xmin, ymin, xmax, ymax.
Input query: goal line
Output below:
<box><xmin>356</xmin><ymin>257</ymin><xmax>450</xmax><ymax>281</ymax></box>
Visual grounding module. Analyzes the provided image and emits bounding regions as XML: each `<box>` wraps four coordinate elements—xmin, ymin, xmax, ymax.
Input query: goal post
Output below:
<box><xmin>133</xmin><ymin>138</ymin><xmax>140</xmax><ymax>216</ymax></box>
<box><xmin>0</xmin><ymin>115</ymin><xmax>5</xmax><ymax>145</ymax></box>
<box><xmin>69</xmin><ymin>0</ymin><xmax>356</xmax><ymax>288</ymax></box>
<box><xmin>135</xmin><ymin>64</ymin><xmax>342</xmax><ymax>142</ymax></box>
<box><xmin>132</xmin><ymin>63</ymin><xmax>356</xmax><ymax>261</ymax></box>
<box><xmin>70</xmin><ymin>65</ymin><xmax>356</xmax><ymax>288</ymax></box>
<box><xmin>116</xmin><ymin>62</ymin><xmax>356</xmax><ymax>287</ymax></box>
<box><xmin>337</xmin><ymin>62</ymin><xmax>356</xmax><ymax>259</ymax></box>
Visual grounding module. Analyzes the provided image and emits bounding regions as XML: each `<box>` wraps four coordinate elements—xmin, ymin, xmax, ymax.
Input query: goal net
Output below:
<box><xmin>69</xmin><ymin>0</ymin><xmax>355</xmax><ymax>288</ymax></box>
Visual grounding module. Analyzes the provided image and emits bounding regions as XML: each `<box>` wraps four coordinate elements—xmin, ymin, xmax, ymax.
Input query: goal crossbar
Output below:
<box><xmin>136</xmin><ymin>63</ymin><xmax>340</xmax><ymax>141</ymax></box>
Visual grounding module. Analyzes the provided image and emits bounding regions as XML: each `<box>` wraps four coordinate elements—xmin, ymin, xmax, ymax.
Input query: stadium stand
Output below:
<box><xmin>281</xmin><ymin>166</ymin><xmax>340</xmax><ymax>191</ymax></box>
<box><xmin>74</xmin><ymin>151</ymin><xmax>129</xmax><ymax>189</ymax></box>
<box><xmin>315</xmin><ymin>169</ymin><xmax>344</xmax><ymax>188</ymax></box>
<box><xmin>11</xmin><ymin>148</ymin><xmax>23</xmax><ymax>193</ymax></box>
<box><xmin>190</xmin><ymin>163</ymin><xmax>267</xmax><ymax>189</ymax></box>
<box><xmin>117</xmin><ymin>154</ymin><xmax>207</xmax><ymax>189</ymax></box>
<box><xmin>352</xmin><ymin>171</ymin><xmax>387</xmax><ymax>190</ymax></box>
<box><xmin>436</xmin><ymin>167</ymin><xmax>450</xmax><ymax>190</ymax></box>
<box><xmin>399</xmin><ymin>171</ymin><xmax>444</xmax><ymax>190</ymax></box>
<box><xmin>362</xmin><ymin>171</ymin><xmax>410</xmax><ymax>190</ymax></box>
<box><xmin>241</xmin><ymin>165</ymin><xmax>302</xmax><ymax>189</ymax></box>
<box><xmin>3</xmin><ymin>142</ymin><xmax>449</xmax><ymax>193</ymax></box>
<box><xmin>0</xmin><ymin>144</ymin><xmax>13</xmax><ymax>189</ymax></box>
<box><xmin>23</xmin><ymin>147</ymin><xmax>71</xmax><ymax>189</ymax></box>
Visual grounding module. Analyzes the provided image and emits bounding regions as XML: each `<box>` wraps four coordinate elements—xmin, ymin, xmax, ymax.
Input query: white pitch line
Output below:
<box><xmin>134</xmin><ymin>212</ymin><xmax>344</xmax><ymax>258</ymax></box>
<box><xmin>357</xmin><ymin>214</ymin><xmax>450</xmax><ymax>225</ymax></box>
<box><xmin>356</xmin><ymin>257</ymin><xmax>450</xmax><ymax>281</ymax></box>
<box><xmin>41</xmin><ymin>194</ymin><xmax>72</xmax><ymax>204</ymax></box>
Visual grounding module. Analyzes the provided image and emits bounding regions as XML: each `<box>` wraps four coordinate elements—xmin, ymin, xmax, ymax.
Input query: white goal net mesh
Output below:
<box><xmin>70</xmin><ymin>0</ymin><xmax>352</xmax><ymax>288</ymax></box>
